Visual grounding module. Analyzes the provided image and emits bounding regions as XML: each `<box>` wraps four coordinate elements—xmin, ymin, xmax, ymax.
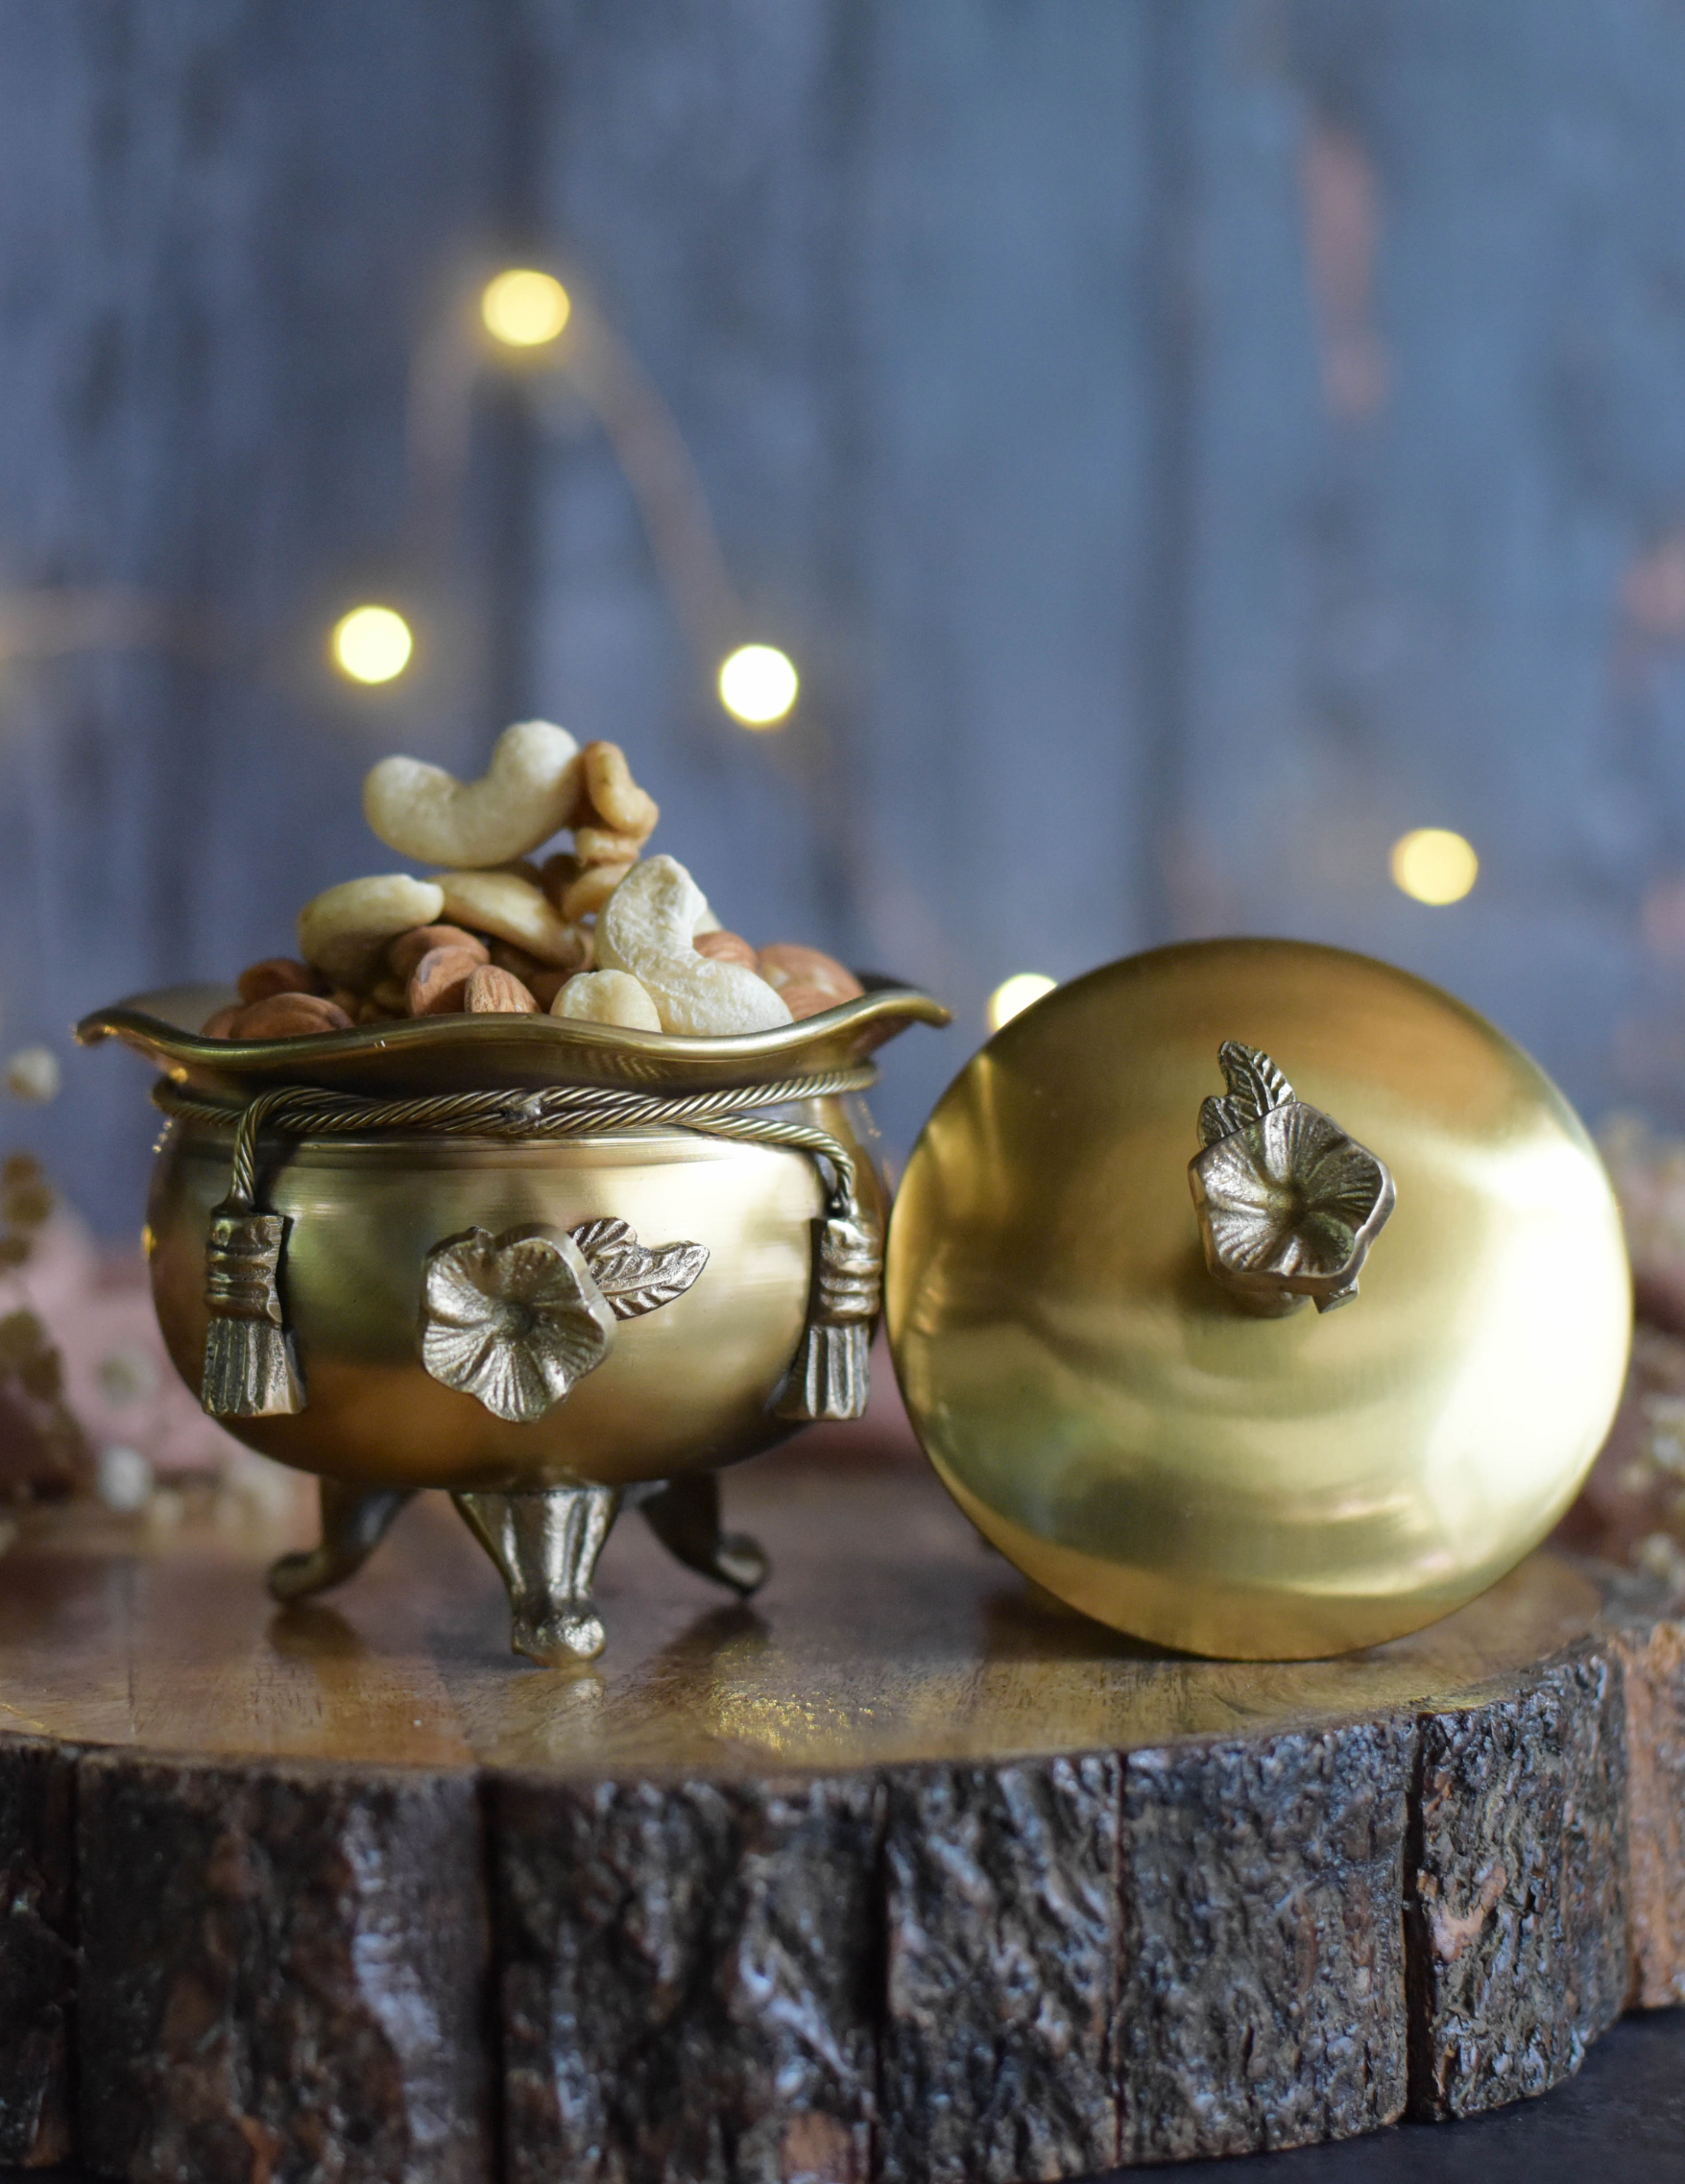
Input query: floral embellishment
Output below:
<box><xmin>420</xmin><ymin>1218</ymin><xmax>709</xmax><ymax>1423</ymax></box>
<box><xmin>1188</xmin><ymin>1042</ymin><xmax>1395</xmax><ymax>1316</ymax></box>
<box><xmin>422</xmin><ymin>1226</ymin><xmax>616</xmax><ymax>1422</ymax></box>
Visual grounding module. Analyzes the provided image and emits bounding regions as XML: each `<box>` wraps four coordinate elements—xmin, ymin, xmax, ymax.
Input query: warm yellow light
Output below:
<box><xmin>987</xmin><ymin>972</ymin><xmax>1057</xmax><ymax>1032</ymax></box>
<box><xmin>331</xmin><ymin>605</ymin><xmax>413</xmax><ymax>685</ymax></box>
<box><xmin>481</xmin><ymin>268</ymin><xmax>571</xmax><ymax>348</ymax></box>
<box><xmin>718</xmin><ymin>644</ymin><xmax>799</xmax><ymax>727</ymax></box>
<box><xmin>1390</xmin><ymin>828</ymin><xmax>1479</xmax><ymax>906</ymax></box>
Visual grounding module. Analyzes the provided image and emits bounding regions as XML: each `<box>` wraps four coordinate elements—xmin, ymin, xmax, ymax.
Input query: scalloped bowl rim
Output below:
<box><xmin>76</xmin><ymin>980</ymin><xmax>951</xmax><ymax>1097</ymax></box>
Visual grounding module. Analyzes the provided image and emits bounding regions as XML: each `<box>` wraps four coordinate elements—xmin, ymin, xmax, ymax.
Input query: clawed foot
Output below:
<box><xmin>267</xmin><ymin>1483</ymin><xmax>414</xmax><ymax>1603</ymax></box>
<box><xmin>635</xmin><ymin>1474</ymin><xmax>770</xmax><ymax>1597</ymax></box>
<box><xmin>711</xmin><ymin>1530</ymin><xmax>769</xmax><ymax>1596</ymax></box>
<box><xmin>447</xmin><ymin>1476</ymin><xmax>768</xmax><ymax>1668</ymax></box>
<box><xmin>269</xmin><ymin>1543</ymin><xmax>349</xmax><ymax>1602</ymax></box>
<box><xmin>452</xmin><ymin>1484</ymin><xmax>619</xmax><ymax>1669</ymax></box>
<box><xmin>511</xmin><ymin>1603</ymin><xmax>607</xmax><ymax>1666</ymax></box>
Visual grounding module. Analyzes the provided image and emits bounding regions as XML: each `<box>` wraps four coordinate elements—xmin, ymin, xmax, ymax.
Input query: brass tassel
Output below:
<box><xmin>201</xmin><ymin>1198</ymin><xmax>305</xmax><ymax>1417</ymax></box>
<box><xmin>775</xmin><ymin>1209</ymin><xmax>881</xmax><ymax>1423</ymax></box>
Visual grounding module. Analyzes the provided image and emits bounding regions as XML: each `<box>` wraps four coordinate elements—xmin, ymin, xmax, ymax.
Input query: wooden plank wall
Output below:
<box><xmin>4</xmin><ymin>0</ymin><xmax>1685</xmax><ymax>1222</ymax></box>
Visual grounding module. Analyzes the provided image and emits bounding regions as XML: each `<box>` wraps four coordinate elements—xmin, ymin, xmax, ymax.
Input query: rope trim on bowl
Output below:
<box><xmin>153</xmin><ymin>1065</ymin><xmax>882</xmax><ymax>1429</ymax></box>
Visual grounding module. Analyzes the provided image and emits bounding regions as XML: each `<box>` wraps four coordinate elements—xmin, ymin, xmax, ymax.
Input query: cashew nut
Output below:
<box><xmin>298</xmin><ymin>876</ymin><xmax>446</xmax><ymax>986</ymax></box>
<box><xmin>550</xmin><ymin>969</ymin><xmax>663</xmax><ymax>1031</ymax></box>
<box><xmin>596</xmin><ymin>856</ymin><xmax>791</xmax><ymax>1036</ymax></box>
<box><xmin>542</xmin><ymin>852</ymin><xmax>637</xmax><ymax>924</ymax></box>
<box><xmin>433</xmin><ymin>871</ymin><xmax>587</xmax><ymax>967</ymax></box>
<box><xmin>362</xmin><ymin>720</ymin><xmax>582</xmax><ymax>868</ymax></box>
<box><xmin>574</xmin><ymin>824</ymin><xmax>646</xmax><ymax>867</ymax></box>
<box><xmin>580</xmin><ymin>741</ymin><xmax>659</xmax><ymax>839</ymax></box>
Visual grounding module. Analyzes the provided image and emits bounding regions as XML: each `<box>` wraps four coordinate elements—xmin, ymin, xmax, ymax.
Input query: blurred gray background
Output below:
<box><xmin>5</xmin><ymin>0</ymin><xmax>1685</xmax><ymax>1228</ymax></box>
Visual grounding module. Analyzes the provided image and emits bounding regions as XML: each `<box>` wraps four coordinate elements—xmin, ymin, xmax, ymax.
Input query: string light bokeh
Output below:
<box><xmin>390</xmin><ymin>265</ymin><xmax>804</xmax><ymax>735</ymax></box>
<box><xmin>1391</xmin><ymin>828</ymin><xmax>1479</xmax><ymax>906</ymax></box>
<box><xmin>717</xmin><ymin>644</ymin><xmax>798</xmax><ymax>728</ymax></box>
<box><xmin>480</xmin><ymin>268</ymin><xmax>572</xmax><ymax>349</ymax></box>
<box><xmin>330</xmin><ymin>605</ymin><xmax>414</xmax><ymax>685</ymax></box>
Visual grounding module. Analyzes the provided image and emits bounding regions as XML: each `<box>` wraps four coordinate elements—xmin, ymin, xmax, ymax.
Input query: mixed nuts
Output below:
<box><xmin>204</xmin><ymin>722</ymin><xmax>862</xmax><ymax>1041</ymax></box>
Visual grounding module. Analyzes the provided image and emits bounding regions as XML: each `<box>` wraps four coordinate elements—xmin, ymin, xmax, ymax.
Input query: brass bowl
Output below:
<box><xmin>80</xmin><ymin>980</ymin><xmax>949</xmax><ymax>1662</ymax></box>
<box><xmin>144</xmin><ymin>1104</ymin><xmax>871</xmax><ymax>1496</ymax></box>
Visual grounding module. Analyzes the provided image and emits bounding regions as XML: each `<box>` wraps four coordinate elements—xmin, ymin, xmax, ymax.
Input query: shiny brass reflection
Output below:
<box><xmin>86</xmin><ymin>979</ymin><xmax>949</xmax><ymax>1667</ymax></box>
<box><xmin>886</xmin><ymin>939</ymin><xmax>1632</xmax><ymax>1661</ymax></box>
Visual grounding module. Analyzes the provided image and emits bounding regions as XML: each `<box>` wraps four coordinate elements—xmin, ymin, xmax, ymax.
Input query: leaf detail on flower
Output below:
<box><xmin>570</xmin><ymin>1217</ymin><xmax>710</xmax><ymax>1322</ymax></box>
<box><xmin>1206</xmin><ymin>1039</ymin><xmax>1302</xmax><ymax>1144</ymax></box>
<box><xmin>1197</xmin><ymin>1095</ymin><xmax>1233</xmax><ymax>1147</ymax></box>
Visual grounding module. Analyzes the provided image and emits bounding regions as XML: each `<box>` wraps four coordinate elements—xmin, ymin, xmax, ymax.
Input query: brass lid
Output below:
<box><xmin>885</xmin><ymin>938</ymin><xmax>1631</xmax><ymax>1659</ymax></box>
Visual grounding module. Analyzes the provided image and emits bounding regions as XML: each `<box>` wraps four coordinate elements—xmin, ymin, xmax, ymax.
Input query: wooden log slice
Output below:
<box><xmin>0</xmin><ymin>1452</ymin><xmax>1678</xmax><ymax>2182</ymax></box>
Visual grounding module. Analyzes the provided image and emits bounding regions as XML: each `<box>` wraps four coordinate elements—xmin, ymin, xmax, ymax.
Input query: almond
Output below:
<box><xmin>465</xmin><ymin>965</ymin><xmax>538</xmax><ymax>1014</ymax></box>
<box><xmin>407</xmin><ymin>945</ymin><xmax>483</xmax><ymax>1016</ymax></box>
<box><xmin>201</xmin><ymin>1005</ymin><xmax>244</xmax><ymax>1039</ymax></box>
<box><xmin>694</xmin><ymin>929</ymin><xmax>758</xmax><ymax>970</ymax></box>
<box><xmin>756</xmin><ymin>944</ymin><xmax>862</xmax><ymax>1004</ymax></box>
<box><xmin>229</xmin><ymin>993</ymin><xmax>353</xmax><ymax>1040</ymax></box>
<box><xmin>777</xmin><ymin>982</ymin><xmax>838</xmax><ymax>1021</ymax></box>
<box><xmin>237</xmin><ymin>957</ymin><xmax>328</xmax><ymax>1005</ymax></box>
<box><xmin>386</xmin><ymin>924</ymin><xmax>489</xmax><ymax>983</ymax></box>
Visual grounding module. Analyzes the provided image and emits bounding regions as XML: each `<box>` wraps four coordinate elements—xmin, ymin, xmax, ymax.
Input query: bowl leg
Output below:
<box><xmin>629</xmin><ymin>1474</ymin><xmax>769</xmax><ymax>1596</ymax></box>
<box><xmin>267</xmin><ymin>1479</ymin><xmax>416</xmax><ymax>1603</ymax></box>
<box><xmin>452</xmin><ymin>1485</ymin><xmax>618</xmax><ymax>1665</ymax></box>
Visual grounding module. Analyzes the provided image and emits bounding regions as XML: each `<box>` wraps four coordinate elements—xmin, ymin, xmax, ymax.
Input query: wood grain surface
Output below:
<box><xmin>0</xmin><ymin>1451</ymin><xmax>1680</xmax><ymax>2181</ymax></box>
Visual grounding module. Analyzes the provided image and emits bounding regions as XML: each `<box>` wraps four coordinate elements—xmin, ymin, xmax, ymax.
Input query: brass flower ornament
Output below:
<box><xmin>1188</xmin><ymin>1042</ymin><xmax>1394</xmax><ymax>1315</ymax></box>
<box><xmin>421</xmin><ymin>1218</ymin><xmax>708</xmax><ymax>1423</ymax></box>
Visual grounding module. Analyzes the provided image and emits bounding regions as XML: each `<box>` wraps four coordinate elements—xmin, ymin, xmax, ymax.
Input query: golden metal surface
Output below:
<box><xmin>148</xmin><ymin>1105</ymin><xmax>883</xmax><ymax>1494</ymax></box>
<box><xmin>90</xmin><ymin>980</ymin><xmax>929</xmax><ymax>1487</ymax></box>
<box><xmin>886</xmin><ymin>939</ymin><xmax>1632</xmax><ymax>1660</ymax></box>
<box><xmin>89</xmin><ymin>979</ymin><xmax>943</xmax><ymax>1660</ymax></box>
<box><xmin>76</xmin><ymin>979</ymin><xmax>950</xmax><ymax>1097</ymax></box>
